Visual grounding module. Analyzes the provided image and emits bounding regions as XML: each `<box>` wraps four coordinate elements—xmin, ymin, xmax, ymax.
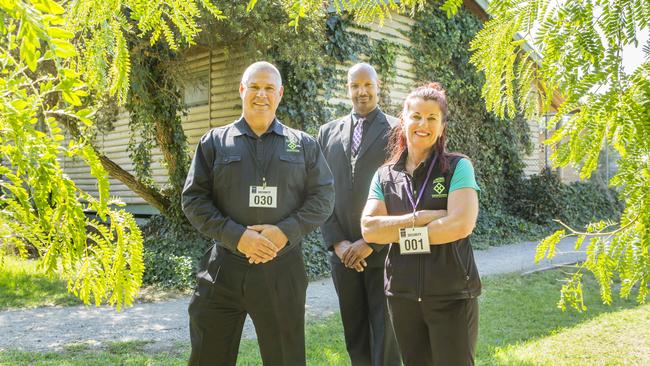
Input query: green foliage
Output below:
<box><xmin>324</xmin><ymin>15</ymin><xmax>369</xmax><ymax>63</ymax></box>
<box><xmin>472</xmin><ymin>208</ymin><xmax>548</xmax><ymax>249</ymax></box>
<box><xmin>369</xmin><ymin>39</ymin><xmax>401</xmax><ymax>114</ymax></box>
<box><xmin>302</xmin><ymin>230</ymin><xmax>331</xmax><ymax>279</ymax></box>
<box><xmin>329</xmin><ymin>0</ymin><xmax>426</xmax><ymax>25</ymax></box>
<box><xmin>0</xmin><ymin>0</ymin><xmax>145</xmax><ymax>310</ymax></box>
<box><xmin>561</xmin><ymin>180</ymin><xmax>624</xmax><ymax>227</ymax></box>
<box><xmin>509</xmin><ymin>170</ymin><xmax>622</xmax><ymax>228</ymax></box>
<box><xmin>139</xmin><ymin>215</ymin><xmax>209</xmax><ymax>289</ymax></box>
<box><xmin>451</xmin><ymin>0</ymin><xmax>650</xmax><ymax>307</ymax></box>
<box><xmin>67</xmin><ymin>0</ymin><xmax>224</xmax><ymax>103</ymax></box>
<box><xmin>507</xmin><ymin>170</ymin><xmax>565</xmax><ymax>225</ymax></box>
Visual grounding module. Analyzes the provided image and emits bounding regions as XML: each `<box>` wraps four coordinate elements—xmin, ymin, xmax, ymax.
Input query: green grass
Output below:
<box><xmin>476</xmin><ymin>270</ymin><xmax>648</xmax><ymax>365</ymax></box>
<box><xmin>0</xmin><ymin>256</ymin><xmax>79</xmax><ymax>310</ymax></box>
<box><xmin>1</xmin><ymin>270</ymin><xmax>647</xmax><ymax>365</ymax></box>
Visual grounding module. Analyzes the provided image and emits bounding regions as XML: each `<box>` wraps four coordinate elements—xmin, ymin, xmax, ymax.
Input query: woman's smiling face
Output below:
<box><xmin>402</xmin><ymin>97</ymin><xmax>444</xmax><ymax>152</ymax></box>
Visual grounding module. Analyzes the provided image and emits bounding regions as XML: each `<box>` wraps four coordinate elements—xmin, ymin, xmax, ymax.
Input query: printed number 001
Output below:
<box><xmin>404</xmin><ymin>238</ymin><xmax>424</xmax><ymax>251</ymax></box>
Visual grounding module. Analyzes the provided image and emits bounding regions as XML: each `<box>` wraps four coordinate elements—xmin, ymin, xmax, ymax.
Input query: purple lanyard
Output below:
<box><xmin>406</xmin><ymin>153</ymin><xmax>438</xmax><ymax>214</ymax></box>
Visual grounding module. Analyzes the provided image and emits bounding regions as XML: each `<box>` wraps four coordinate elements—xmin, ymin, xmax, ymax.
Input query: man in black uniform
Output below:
<box><xmin>317</xmin><ymin>63</ymin><xmax>400</xmax><ymax>366</ymax></box>
<box><xmin>182</xmin><ymin>61</ymin><xmax>334</xmax><ymax>366</ymax></box>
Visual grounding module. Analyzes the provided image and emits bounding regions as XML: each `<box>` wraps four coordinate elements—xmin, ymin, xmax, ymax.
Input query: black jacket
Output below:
<box><xmin>318</xmin><ymin>108</ymin><xmax>397</xmax><ymax>268</ymax></box>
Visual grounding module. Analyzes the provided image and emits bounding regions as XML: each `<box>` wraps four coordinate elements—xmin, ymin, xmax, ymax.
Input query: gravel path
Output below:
<box><xmin>0</xmin><ymin>237</ymin><xmax>582</xmax><ymax>352</ymax></box>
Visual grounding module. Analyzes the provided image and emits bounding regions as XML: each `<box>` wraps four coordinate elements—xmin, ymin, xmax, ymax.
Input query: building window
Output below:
<box><xmin>183</xmin><ymin>71</ymin><xmax>209</xmax><ymax>108</ymax></box>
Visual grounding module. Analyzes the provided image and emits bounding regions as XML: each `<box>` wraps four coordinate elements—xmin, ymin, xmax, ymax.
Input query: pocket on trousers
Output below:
<box><xmin>196</xmin><ymin>244</ymin><xmax>223</xmax><ymax>284</ymax></box>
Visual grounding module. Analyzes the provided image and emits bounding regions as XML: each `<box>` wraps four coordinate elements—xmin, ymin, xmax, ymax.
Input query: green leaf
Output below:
<box><xmin>46</xmin><ymin>27</ymin><xmax>74</xmax><ymax>40</ymax></box>
<box><xmin>535</xmin><ymin>230</ymin><xmax>565</xmax><ymax>263</ymax></box>
<box><xmin>32</xmin><ymin>0</ymin><xmax>65</xmax><ymax>15</ymax></box>
<box><xmin>51</xmin><ymin>39</ymin><xmax>77</xmax><ymax>58</ymax></box>
<box><xmin>19</xmin><ymin>31</ymin><xmax>39</xmax><ymax>71</ymax></box>
<box><xmin>246</xmin><ymin>0</ymin><xmax>257</xmax><ymax>12</ymax></box>
<box><xmin>62</xmin><ymin>91</ymin><xmax>82</xmax><ymax>106</ymax></box>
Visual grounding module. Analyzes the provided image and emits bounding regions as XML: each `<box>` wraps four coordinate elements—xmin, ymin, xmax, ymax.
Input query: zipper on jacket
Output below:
<box><xmin>417</xmin><ymin>255</ymin><xmax>423</xmax><ymax>302</ymax></box>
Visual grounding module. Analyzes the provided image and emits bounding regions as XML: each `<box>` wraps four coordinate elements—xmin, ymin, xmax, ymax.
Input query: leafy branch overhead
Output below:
<box><xmin>443</xmin><ymin>0</ymin><xmax>649</xmax><ymax>309</ymax></box>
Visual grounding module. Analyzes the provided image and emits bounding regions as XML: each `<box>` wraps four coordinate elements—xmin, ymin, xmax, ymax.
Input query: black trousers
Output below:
<box><xmin>188</xmin><ymin>246</ymin><xmax>308</xmax><ymax>366</ymax></box>
<box><xmin>387</xmin><ymin>296</ymin><xmax>479</xmax><ymax>366</ymax></box>
<box><xmin>330</xmin><ymin>256</ymin><xmax>401</xmax><ymax>366</ymax></box>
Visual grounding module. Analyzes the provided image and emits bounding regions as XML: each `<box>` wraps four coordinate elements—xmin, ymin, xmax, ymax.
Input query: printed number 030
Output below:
<box><xmin>254</xmin><ymin>195</ymin><xmax>272</xmax><ymax>206</ymax></box>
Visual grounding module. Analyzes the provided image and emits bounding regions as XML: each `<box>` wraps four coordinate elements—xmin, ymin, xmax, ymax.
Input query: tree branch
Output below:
<box><xmin>50</xmin><ymin>111</ymin><xmax>172</xmax><ymax>215</ymax></box>
<box><xmin>553</xmin><ymin>216</ymin><xmax>639</xmax><ymax>238</ymax></box>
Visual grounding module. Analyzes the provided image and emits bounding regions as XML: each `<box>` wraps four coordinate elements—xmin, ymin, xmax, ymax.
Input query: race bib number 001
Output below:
<box><xmin>249</xmin><ymin>186</ymin><xmax>277</xmax><ymax>208</ymax></box>
<box><xmin>398</xmin><ymin>227</ymin><xmax>430</xmax><ymax>255</ymax></box>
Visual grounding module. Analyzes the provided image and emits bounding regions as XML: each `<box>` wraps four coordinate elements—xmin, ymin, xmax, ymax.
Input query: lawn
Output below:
<box><xmin>1</xmin><ymin>266</ymin><xmax>647</xmax><ymax>365</ymax></box>
<box><xmin>0</xmin><ymin>257</ymin><xmax>188</xmax><ymax>310</ymax></box>
<box><xmin>0</xmin><ymin>256</ymin><xmax>79</xmax><ymax>310</ymax></box>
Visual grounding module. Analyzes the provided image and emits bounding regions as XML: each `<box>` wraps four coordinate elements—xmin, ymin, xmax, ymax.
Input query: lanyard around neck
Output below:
<box><xmin>405</xmin><ymin>153</ymin><xmax>438</xmax><ymax>214</ymax></box>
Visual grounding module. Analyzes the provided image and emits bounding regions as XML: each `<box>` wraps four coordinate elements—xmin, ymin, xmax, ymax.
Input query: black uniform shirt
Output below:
<box><xmin>182</xmin><ymin>117</ymin><xmax>335</xmax><ymax>258</ymax></box>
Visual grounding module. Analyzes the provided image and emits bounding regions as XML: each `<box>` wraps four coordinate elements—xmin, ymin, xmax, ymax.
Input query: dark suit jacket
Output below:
<box><xmin>318</xmin><ymin>108</ymin><xmax>397</xmax><ymax>268</ymax></box>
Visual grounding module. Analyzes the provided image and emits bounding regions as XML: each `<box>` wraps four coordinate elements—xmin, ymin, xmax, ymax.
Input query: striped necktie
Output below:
<box><xmin>352</xmin><ymin>117</ymin><xmax>365</xmax><ymax>157</ymax></box>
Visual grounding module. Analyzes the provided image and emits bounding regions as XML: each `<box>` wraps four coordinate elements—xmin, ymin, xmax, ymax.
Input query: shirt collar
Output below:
<box><xmin>352</xmin><ymin>106</ymin><xmax>380</xmax><ymax>126</ymax></box>
<box><xmin>231</xmin><ymin>117</ymin><xmax>286</xmax><ymax>137</ymax></box>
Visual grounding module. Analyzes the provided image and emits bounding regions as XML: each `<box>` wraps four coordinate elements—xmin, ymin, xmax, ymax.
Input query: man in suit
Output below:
<box><xmin>317</xmin><ymin>63</ymin><xmax>400</xmax><ymax>366</ymax></box>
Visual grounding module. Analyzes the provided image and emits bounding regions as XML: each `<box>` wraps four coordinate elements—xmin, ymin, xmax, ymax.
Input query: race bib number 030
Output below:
<box><xmin>249</xmin><ymin>186</ymin><xmax>277</xmax><ymax>208</ymax></box>
<box><xmin>399</xmin><ymin>227</ymin><xmax>430</xmax><ymax>254</ymax></box>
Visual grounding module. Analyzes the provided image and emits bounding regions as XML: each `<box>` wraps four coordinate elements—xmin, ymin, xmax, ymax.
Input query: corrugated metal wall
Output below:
<box><xmin>63</xmin><ymin>50</ymin><xmax>245</xmax><ymax>208</ymax></box>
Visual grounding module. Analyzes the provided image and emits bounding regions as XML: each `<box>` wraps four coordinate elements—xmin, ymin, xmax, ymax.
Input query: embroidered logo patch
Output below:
<box><xmin>286</xmin><ymin>135</ymin><xmax>301</xmax><ymax>153</ymax></box>
<box><xmin>433</xmin><ymin>182</ymin><xmax>445</xmax><ymax>194</ymax></box>
<box><xmin>431</xmin><ymin>177</ymin><xmax>447</xmax><ymax>198</ymax></box>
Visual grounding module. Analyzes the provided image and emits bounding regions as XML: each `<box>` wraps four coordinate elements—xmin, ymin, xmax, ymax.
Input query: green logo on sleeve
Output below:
<box><xmin>431</xmin><ymin>177</ymin><xmax>447</xmax><ymax>198</ymax></box>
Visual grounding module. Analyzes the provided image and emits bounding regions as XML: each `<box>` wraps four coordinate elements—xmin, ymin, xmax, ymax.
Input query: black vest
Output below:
<box><xmin>377</xmin><ymin>153</ymin><xmax>481</xmax><ymax>301</ymax></box>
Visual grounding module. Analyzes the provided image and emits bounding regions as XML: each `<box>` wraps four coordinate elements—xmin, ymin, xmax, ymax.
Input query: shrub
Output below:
<box><xmin>140</xmin><ymin>216</ymin><xmax>210</xmax><ymax>289</ymax></box>
<box><xmin>561</xmin><ymin>181</ymin><xmax>623</xmax><ymax>228</ymax></box>
<box><xmin>301</xmin><ymin>230</ymin><xmax>330</xmax><ymax>279</ymax></box>
<box><xmin>507</xmin><ymin>170</ymin><xmax>623</xmax><ymax>228</ymax></box>
<box><xmin>472</xmin><ymin>207</ymin><xmax>549</xmax><ymax>249</ymax></box>
<box><xmin>507</xmin><ymin>169</ymin><xmax>566</xmax><ymax>225</ymax></box>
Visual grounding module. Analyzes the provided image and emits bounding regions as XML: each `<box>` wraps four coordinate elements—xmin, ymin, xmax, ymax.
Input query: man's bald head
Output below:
<box><xmin>347</xmin><ymin>63</ymin><xmax>378</xmax><ymax>84</ymax></box>
<box><xmin>347</xmin><ymin>63</ymin><xmax>380</xmax><ymax>116</ymax></box>
<box><xmin>241</xmin><ymin>61</ymin><xmax>282</xmax><ymax>87</ymax></box>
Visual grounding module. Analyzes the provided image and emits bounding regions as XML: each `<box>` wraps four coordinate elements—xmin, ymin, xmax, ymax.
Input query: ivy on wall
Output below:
<box><xmin>409</xmin><ymin>4</ymin><xmax>533</xmax><ymax>230</ymax></box>
<box><xmin>369</xmin><ymin>39</ymin><xmax>401</xmax><ymax>114</ymax></box>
